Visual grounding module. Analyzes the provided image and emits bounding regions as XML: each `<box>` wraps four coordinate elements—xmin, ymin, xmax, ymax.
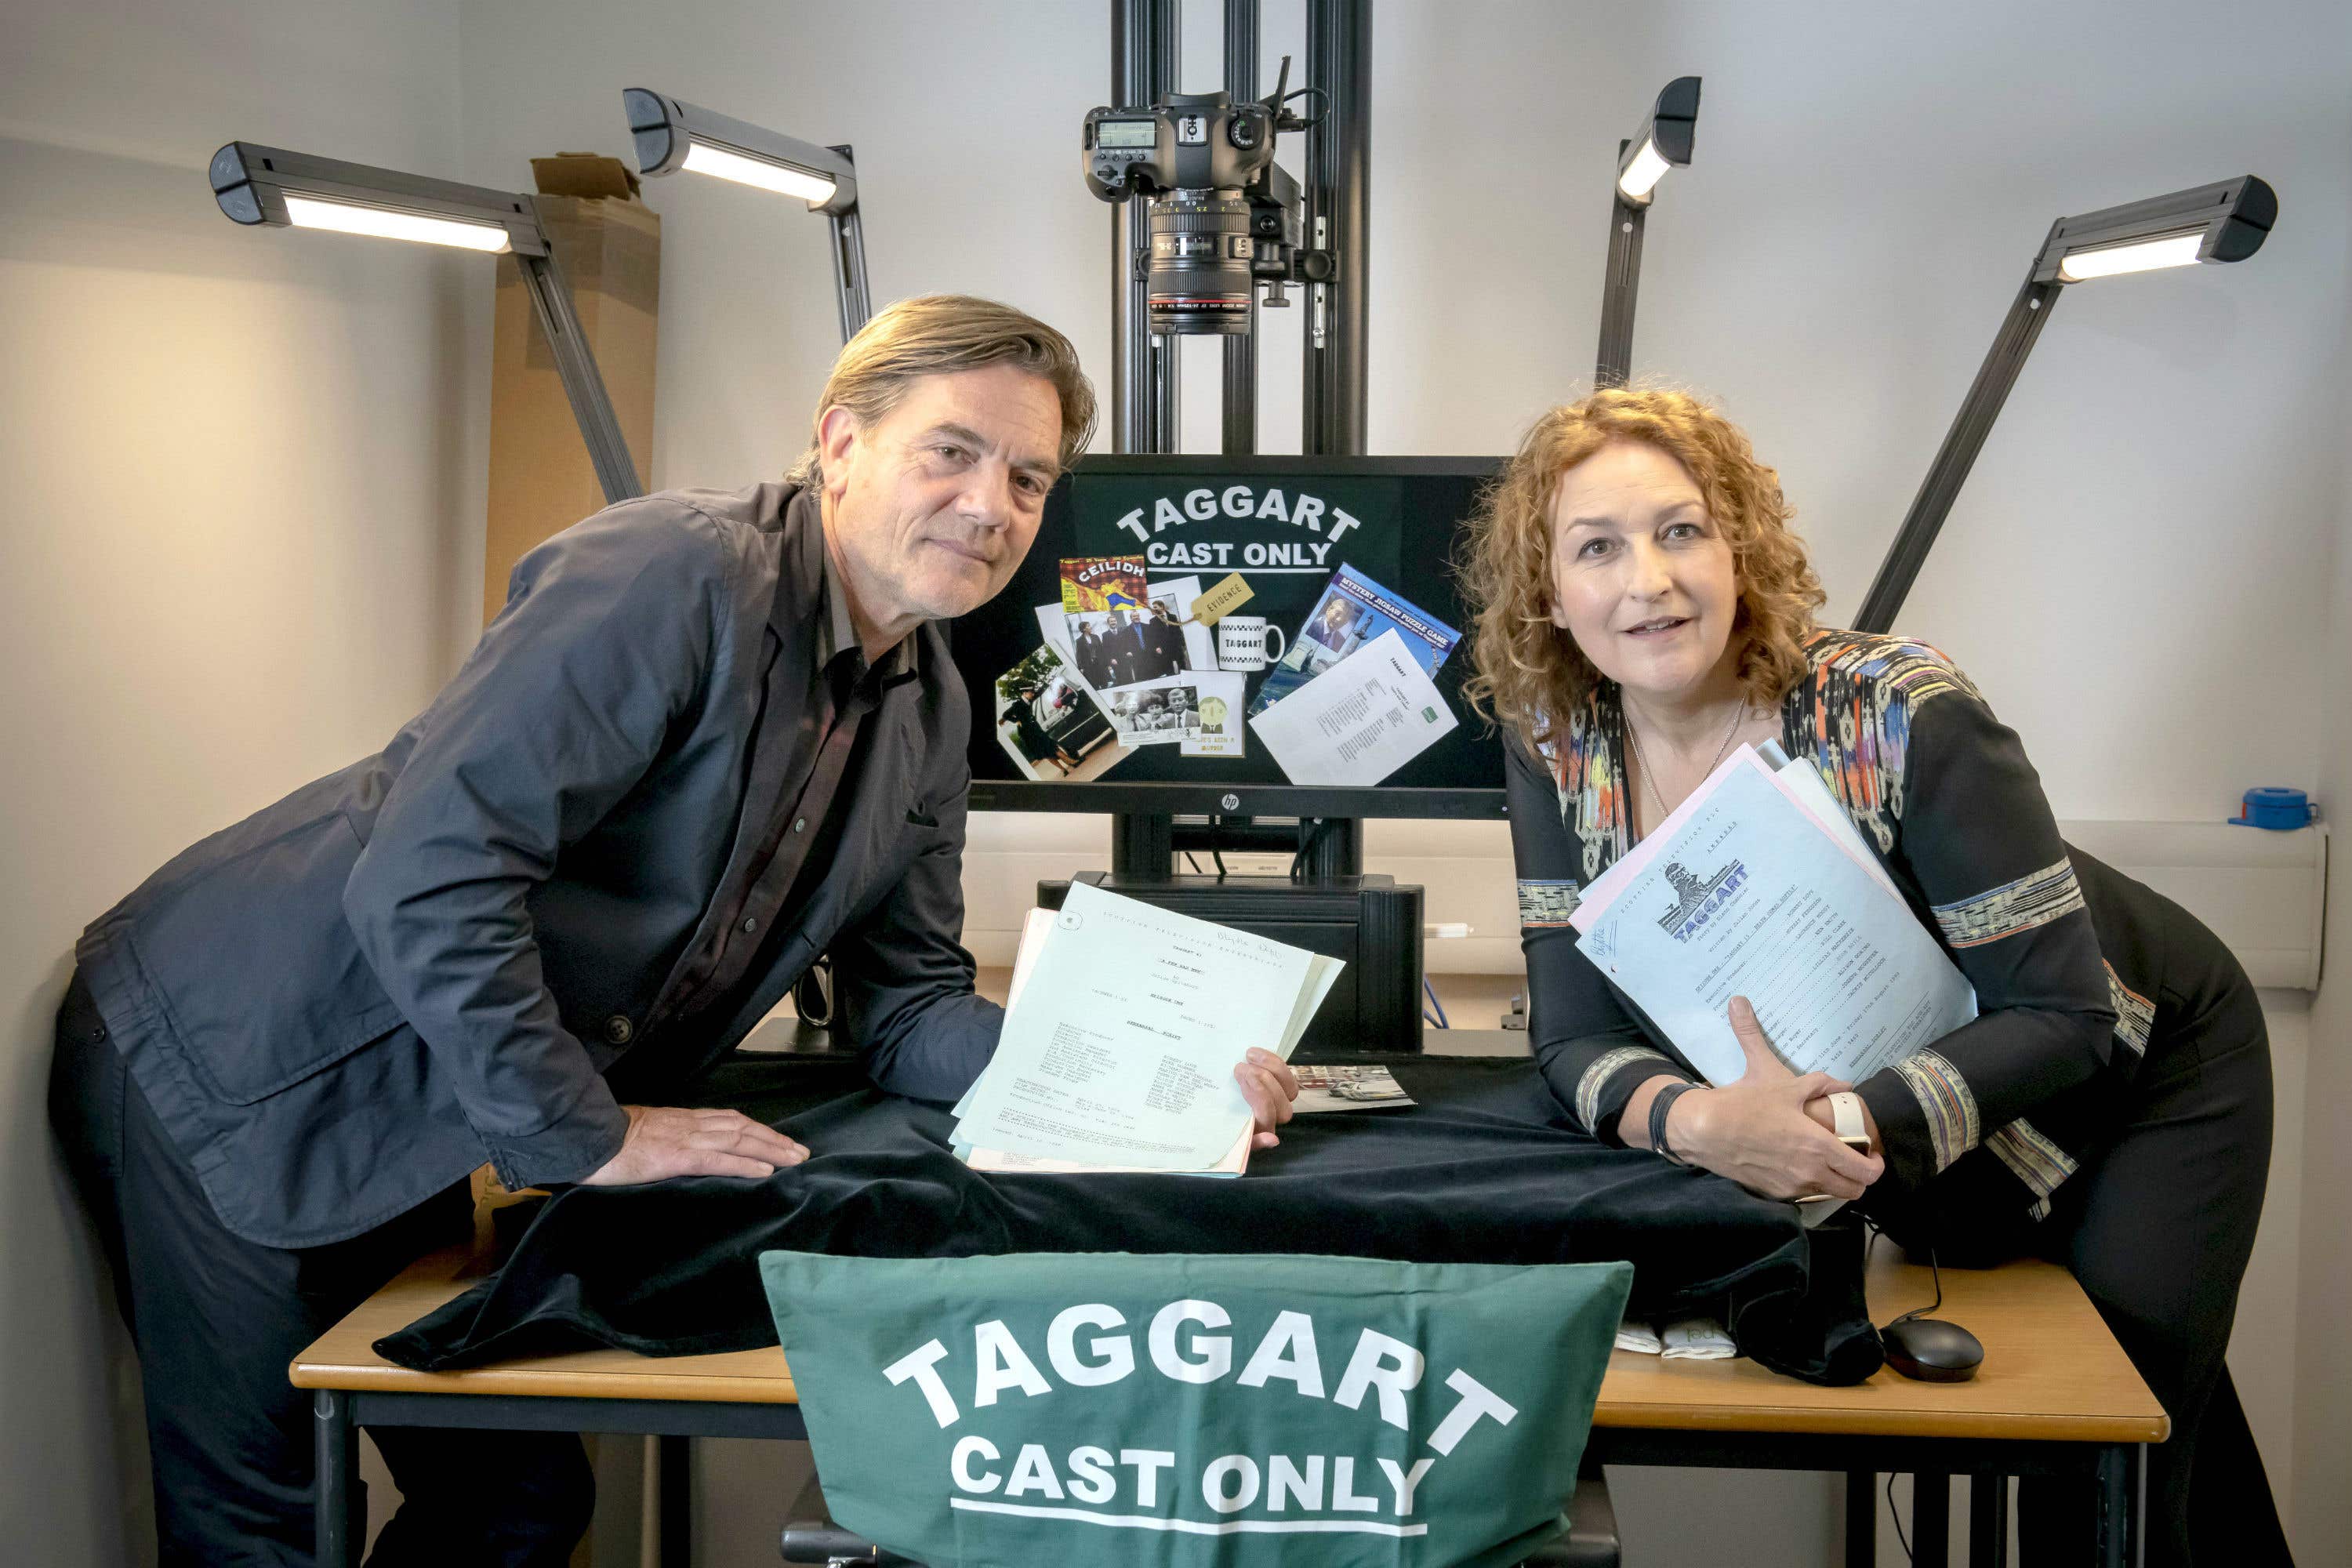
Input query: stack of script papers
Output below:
<box><xmin>951</xmin><ymin>884</ymin><xmax>1346</xmax><ymax>1177</ymax></box>
<box><xmin>1570</xmin><ymin>743</ymin><xmax>1976</xmax><ymax>1090</ymax></box>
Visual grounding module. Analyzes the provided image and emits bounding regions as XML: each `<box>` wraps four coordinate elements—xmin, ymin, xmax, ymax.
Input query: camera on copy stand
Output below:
<box><xmin>1082</xmin><ymin>60</ymin><xmax>1334</xmax><ymax>336</ymax></box>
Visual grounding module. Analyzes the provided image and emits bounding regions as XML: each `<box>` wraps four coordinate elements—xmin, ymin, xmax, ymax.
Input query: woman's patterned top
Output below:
<box><xmin>1509</xmin><ymin>628</ymin><xmax>2179</xmax><ymax>1228</ymax></box>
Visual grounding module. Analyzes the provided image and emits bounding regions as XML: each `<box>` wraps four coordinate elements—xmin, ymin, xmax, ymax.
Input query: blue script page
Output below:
<box><xmin>1582</xmin><ymin>762</ymin><xmax>1976</xmax><ymax>1085</ymax></box>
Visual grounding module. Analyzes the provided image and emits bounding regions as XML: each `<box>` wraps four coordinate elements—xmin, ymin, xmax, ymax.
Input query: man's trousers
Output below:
<box><xmin>50</xmin><ymin>974</ymin><xmax>594</xmax><ymax>1566</ymax></box>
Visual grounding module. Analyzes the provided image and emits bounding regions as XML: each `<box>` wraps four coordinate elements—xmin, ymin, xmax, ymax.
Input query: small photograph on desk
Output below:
<box><xmin>991</xmin><ymin>644</ymin><xmax>1133</xmax><ymax>782</ymax></box>
<box><xmin>1292</xmin><ymin>1064</ymin><xmax>1415</xmax><ymax>1111</ymax></box>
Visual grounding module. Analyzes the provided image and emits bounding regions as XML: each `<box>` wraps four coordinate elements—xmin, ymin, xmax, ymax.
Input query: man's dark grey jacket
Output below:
<box><xmin>75</xmin><ymin>482</ymin><xmax>1001</xmax><ymax>1247</ymax></box>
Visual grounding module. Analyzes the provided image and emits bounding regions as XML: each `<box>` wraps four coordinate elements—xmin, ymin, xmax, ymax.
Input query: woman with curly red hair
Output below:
<box><xmin>1462</xmin><ymin>388</ymin><xmax>2283</xmax><ymax>1565</ymax></box>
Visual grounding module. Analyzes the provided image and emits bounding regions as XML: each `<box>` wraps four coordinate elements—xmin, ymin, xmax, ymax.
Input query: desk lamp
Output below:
<box><xmin>1595</xmin><ymin>75</ymin><xmax>1702</xmax><ymax>390</ymax></box>
<box><xmin>622</xmin><ymin>89</ymin><xmax>871</xmax><ymax>343</ymax></box>
<box><xmin>1853</xmin><ymin>176</ymin><xmax>2276</xmax><ymax>632</ymax></box>
<box><xmin>208</xmin><ymin>141</ymin><xmax>642</xmax><ymax>506</ymax></box>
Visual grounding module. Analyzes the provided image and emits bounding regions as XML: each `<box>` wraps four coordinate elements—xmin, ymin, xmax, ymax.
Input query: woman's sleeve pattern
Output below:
<box><xmin>1930</xmin><ymin>858</ymin><xmax>2087</xmax><ymax>949</ymax></box>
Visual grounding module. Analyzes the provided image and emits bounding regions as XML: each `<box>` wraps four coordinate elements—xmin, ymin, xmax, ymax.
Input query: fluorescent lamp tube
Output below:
<box><xmin>1617</xmin><ymin>139</ymin><xmax>1671</xmax><ymax>201</ymax></box>
<box><xmin>283</xmin><ymin>194</ymin><xmax>511</xmax><ymax>252</ymax></box>
<box><xmin>2056</xmin><ymin>230</ymin><xmax>2205</xmax><ymax>282</ymax></box>
<box><xmin>681</xmin><ymin>141</ymin><xmax>837</xmax><ymax>204</ymax></box>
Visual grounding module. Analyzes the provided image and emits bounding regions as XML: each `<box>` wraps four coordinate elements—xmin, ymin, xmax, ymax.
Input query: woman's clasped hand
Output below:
<box><xmin>1661</xmin><ymin>997</ymin><xmax>1885</xmax><ymax>1202</ymax></box>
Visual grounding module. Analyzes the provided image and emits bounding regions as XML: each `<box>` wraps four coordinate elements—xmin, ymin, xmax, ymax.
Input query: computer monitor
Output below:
<box><xmin>957</xmin><ymin>455</ymin><xmax>1507</xmax><ymax>821</ymax></box>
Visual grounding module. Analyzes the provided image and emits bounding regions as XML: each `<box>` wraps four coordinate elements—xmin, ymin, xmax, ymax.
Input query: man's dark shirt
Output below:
<box><xmin>75</xmin><ymin>482</ymin><xmax>999</xmax><ymax>1247</ymax></box>
<box><xmin>664</xmin><ymin>493</ymin><xmax>915</xmax><ymax>1025</ymax></box>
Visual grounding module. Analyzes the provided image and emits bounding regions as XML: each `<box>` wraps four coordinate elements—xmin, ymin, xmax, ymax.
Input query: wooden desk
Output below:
<box><xmin>295</xmin><ymin>1225</ymin><xmax>2160</xmax><ymax>1568</ymax></box>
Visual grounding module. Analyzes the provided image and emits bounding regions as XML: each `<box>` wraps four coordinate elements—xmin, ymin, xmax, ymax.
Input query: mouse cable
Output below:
<box><xmin>1885</xmin><ymin>1472</ymin><xmax>1913</xmax><ymax>1563</ymax></box>
<box><xmin>1861</xmin><ymin>1221</ymin><xmax>1945</xmax><ymax>1328</ymax></box>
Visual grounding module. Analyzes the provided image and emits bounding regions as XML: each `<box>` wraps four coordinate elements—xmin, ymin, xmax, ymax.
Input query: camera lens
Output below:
<box><xmin>1145</xmin><ymin>189</ymin><xmax>1254</xmax><ymax>335</ymax></box>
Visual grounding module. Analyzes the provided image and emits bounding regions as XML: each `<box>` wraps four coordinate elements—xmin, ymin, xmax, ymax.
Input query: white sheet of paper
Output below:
<box><xmin>951</xmin><ymin>882</ymin><xmax>1335</xmax><ymax>1170</ymax></box>
<box><xmin>1575</xmin><ymin>758</ymin><xmax>1976</xmax><ymax>1086</ymax></box>
<box><xmin>956</xmin><ymin>908</ymin><xmax>1335</xmax><ymax>1174</ymax></box>
<box><xmin>1247</xmin><ymin>629</ymin><xmax>1458</xmax><ymax>787</ymax></box>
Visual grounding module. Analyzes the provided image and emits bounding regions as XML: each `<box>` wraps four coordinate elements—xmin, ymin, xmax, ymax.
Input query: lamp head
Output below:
<box><xmin>2035</xmin><ymin>175</ymin><xmax>2276</xmax><ymax>284</ymax></box>
<box><xmin>622</xmin><ymin>89</ymin><xmax>856</xmax><ymax>214</ymax></box>
<box><xmin>208</xmin><ymin>142</ymin><xmax>543</xmax><ymax>255</ymax></box>
<box><xmin>1615</xmin><ymin>76</ymin><xmax>1701</xmax><ymax>206</ymax></box>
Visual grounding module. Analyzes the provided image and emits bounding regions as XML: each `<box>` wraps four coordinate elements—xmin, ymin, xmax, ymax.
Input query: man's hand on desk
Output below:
<box><xmin>581</xmin><ymin>1106</ymin><xmax>811</xmax><ymax>1186</ymax></box>
<box><xmin>1641</xmin><ymin>997</ymin><xmax>1886</xmax><ymax>1203</ymax></box>
<box><xmin>1236</xmin><ymin>1048</ymin><xmax>1301</xmax><ymax>1150</ymax></box>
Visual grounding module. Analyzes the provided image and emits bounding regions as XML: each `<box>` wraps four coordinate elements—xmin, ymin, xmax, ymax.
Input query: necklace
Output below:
<box><xmin>1624</xmin><ymin>695</ymin><xmax>1748</xmax><ymax>831</ymax></box>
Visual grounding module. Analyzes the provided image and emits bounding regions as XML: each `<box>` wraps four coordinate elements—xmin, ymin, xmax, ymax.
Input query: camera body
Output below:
<box><xmin>1082</xmin><ymin>86</ymin><xmax>1329</xmax><ymax>336</ymax></box>
<box><xmin>1082</xmin><ymin>91</ymin><xmax>1279</xmax><ymax>201</ymax></box>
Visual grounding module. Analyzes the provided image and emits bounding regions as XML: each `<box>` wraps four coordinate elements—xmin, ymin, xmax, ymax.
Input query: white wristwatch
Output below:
<box><xmin>1828</xmin><ymin>1091</ymin><xmax>1871</xmax><ymax>1152</ymax></box>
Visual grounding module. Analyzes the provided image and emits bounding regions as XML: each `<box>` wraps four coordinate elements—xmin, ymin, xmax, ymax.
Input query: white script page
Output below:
<box><xmin>952</xmin><ymin>881</ymin><xmax>1321</xmax><ymax>1170</ymax></box>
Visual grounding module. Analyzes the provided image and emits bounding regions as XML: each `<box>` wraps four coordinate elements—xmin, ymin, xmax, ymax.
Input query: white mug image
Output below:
<box><xmin>1215</xmin><ymin>616</ymin><xmax>1287</xmax><ymax>672</ymax></box>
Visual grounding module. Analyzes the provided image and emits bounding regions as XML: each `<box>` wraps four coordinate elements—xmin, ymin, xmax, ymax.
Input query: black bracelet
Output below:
<box><xmin>1649</xmin><ymin>1080</ymin><xmax>1698</xmax><ymax>1164</ymax></box>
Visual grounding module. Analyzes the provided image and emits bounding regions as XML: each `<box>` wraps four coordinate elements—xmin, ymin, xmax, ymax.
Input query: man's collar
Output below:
<box><xmin>785</xmin><ymin>485</ymin><xmax>919</xmax><ymax>687</ymax></box>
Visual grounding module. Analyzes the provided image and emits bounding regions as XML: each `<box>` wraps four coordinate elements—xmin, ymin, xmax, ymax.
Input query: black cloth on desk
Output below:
<box><xmin>378</xmin><ymin>1055</ymin><xmax>1882</xmax><ymax>1385</ymax></box>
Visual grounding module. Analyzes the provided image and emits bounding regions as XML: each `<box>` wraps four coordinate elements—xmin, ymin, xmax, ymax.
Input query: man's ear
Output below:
<box><xmin>816</xmin><ymin>405</ymin><xmax>861</xmax><ymax>503</ymax></box>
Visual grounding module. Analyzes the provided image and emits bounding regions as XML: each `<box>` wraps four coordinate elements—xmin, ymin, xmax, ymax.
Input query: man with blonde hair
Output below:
<box><xmin>52</xmin><ymin>293</ymin><xmax>1296</xmax><ymax>1563</ymax></box>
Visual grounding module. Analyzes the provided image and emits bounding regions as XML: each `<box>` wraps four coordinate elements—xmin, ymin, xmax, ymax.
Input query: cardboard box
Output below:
<box><xmin>484</xmin><ymin>154</ymin><xmax>659</xmax><ymax>624</ymax></box>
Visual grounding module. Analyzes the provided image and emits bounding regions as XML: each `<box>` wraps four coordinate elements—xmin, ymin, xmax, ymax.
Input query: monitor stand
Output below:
<box><xmin>1110</xmin><ymin>812</ymin><xmax>1363</xmax><ymax>878</ymax></box>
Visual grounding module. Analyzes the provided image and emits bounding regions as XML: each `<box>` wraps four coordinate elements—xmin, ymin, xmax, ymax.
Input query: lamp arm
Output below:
<box><xmin>1852</xmin><ymin>273</ymin><xmax>2061</xmax><ymax>633</ymax></box>
<box><xmin>516</xmin><ymin>199</ymin><xmax>643</xmax><ymax>506</ymax></box>
<box><xmin>1595</xmin><ymin>173</ymin><xmax>1646</xmax><ymax>391</ymax></box>
<box><xmin>825</xmin><ymin>147</ymin><xmax>873</xmax><ymax>343</ymax></box>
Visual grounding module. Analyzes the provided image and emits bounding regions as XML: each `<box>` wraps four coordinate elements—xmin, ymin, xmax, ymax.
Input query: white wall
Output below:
<box><xmin>0</xmin><ymin>3</ymin><xmax>485</xmax><ymax>1559</ymax></box>
<box><xmin>7</xmin><ymin>1</ymin><xmax>2347</xmax><ymax>1563</ymax></box>
<box><xmin>2289</xmin><ymin>325</ymin><xmax>2352</xmax><ymax>1558</ymax></box>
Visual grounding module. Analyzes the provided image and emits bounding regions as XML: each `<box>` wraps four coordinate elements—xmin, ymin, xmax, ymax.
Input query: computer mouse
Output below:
<box><xmin>1881</xmin><ymin>1317</ymin><xmax>1984</xmax><ymax>1382</ymax></box>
